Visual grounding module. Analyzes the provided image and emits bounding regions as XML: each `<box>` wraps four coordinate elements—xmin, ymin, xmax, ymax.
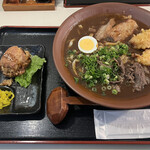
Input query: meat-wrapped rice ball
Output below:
<box><xmin>0</xmin><ymin>46</ymin><xmax>31</xmax><ymax>77</ymax></box>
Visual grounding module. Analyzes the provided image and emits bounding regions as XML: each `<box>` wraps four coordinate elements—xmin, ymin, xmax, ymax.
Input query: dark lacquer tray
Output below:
<box><xmin>0</xmin><ymin>45</ymin><xmax>44</xmax><ymax>115</ymax></box>
<box><xmin>64</xmin><ymin>0</ymin><xmax>150</xmax><ymax>7</ymax></box>
<box><xmin>0</xmin><ymin>27</ymin><xmax>150</xmax><ymax>144</ymax></box>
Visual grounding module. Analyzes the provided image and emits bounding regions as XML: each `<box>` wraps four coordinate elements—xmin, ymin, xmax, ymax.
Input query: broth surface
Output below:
<box><xmin>64</xmin><ymin>14</ymin><xmax>150</xmax><ymax>99</ymax></box>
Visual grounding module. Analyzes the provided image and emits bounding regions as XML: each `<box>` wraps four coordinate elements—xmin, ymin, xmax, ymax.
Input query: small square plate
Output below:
<box><xmin>0</xmin><ymin>45</ymin><xmax>45</xmax><ymax>115</ymax></box>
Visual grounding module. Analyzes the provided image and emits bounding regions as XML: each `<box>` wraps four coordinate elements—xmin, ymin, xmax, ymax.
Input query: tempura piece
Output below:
<box><xmin>136</xmin><ymin>49</ymin><xmax>150</xmax><ymax>66</ymax></box>
<box><xmin>129</xmin><ymin>29</ymin><xmax>150</xmax><ymax>49</ymax></box>
<box><xmin>109</xmin><ymin>19</ymin><xmax>138</xmax><ymax>42</ymax></box>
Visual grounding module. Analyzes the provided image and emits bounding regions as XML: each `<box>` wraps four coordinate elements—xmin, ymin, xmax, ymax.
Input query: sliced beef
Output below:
<box><xmin>110</xmin><ymin>57</ymin><xmax>126</xmax><ymax>84</ymax></box>
<box><xmin>125</xmin><ymin>63</ymin><xmax>135</xmax><ymax>84</ymax></box>
<box><xmin>114</xmin><ymin>56</ymin><xmax>150</xmax><ymax>92</ymax></box>
<box><xmin>125</xmin><ymin>61</ymin><xmax>150</xmax><ymax>91</ymax></box>
<box><xmin>95</xmin><ymin>18</ymin><xmax>115</xmax><ymax>41</ymax></box>
<box><xmin>133</xmin><ymin>62</ymin><xmax>150</xmax><ymax>91</ymax></box>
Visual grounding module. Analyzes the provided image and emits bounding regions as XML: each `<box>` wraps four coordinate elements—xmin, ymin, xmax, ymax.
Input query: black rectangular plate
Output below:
<box><xmin>64</xmin><ymin>0</ymin><xmax>150</xmax><ymax>7</ymax></box>
<box><xmin>0</xmin><ymin>27</ymin><xmax>149</xmax><ymax>143</ymax></box>
<box><xmin>0</xmin><ymin>45</ymin><xmax>44</xmax><ymax>115</ymax></box>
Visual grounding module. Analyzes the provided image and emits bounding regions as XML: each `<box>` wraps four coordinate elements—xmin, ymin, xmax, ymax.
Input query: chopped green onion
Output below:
<box><xmin>84</xmin><ymin>74</ymin><xmax>89</xmax><ymax>79</ymax></box>
<box><xmin>94</xmin><ymin>80</ymin><xmax>98</xmax><ymax>84</ymax></box>
<box><xmin>73</xmin><ymin>49</ymin><xmax>77</xmax><ymax>53</ymax></box>
<box><xmin>92</xmin><ymin>87</ymin><xmax>97</xmax><ymax>92</ymax></box>
<box><xmin>104</xmin><ymin>79</ymin><xmax>110</xmax><ymax>85</ymax></box>
<box><xmin>100</xmin><ymin>55</ymin><xmax>105</xmax><ymax>60</ymax></box>
<box><xmin>107</xmin><ymin>85</ymin><xmax>112</xmax><ymax>90</ymax></box>
<box><xmin>114</xmin><ymin>66</ymin><xmax>119</xmax><ymax>71</ymax></box>
<box><xmin>77</xmin><ymin>53</ymin><xmax>83</xmax><ymax>59</ymax></box>
<box><xmin>84</xmin><ymin>74</ymin><xmax>93</xmax><ymax>80</ymax></box>
<box><xmin>74</xmin><ymin>77</ymin><xmax>79</xmax><ymax>83</ymax></box>
<box><xmin>101</xmin><ymin>86</ymin><xmax>107</xmax><ymax>91</ymax></box>
<box><xmin>95</xmin><ymin>53</ymin><xmax>99</xmax><ymax>57</ymax></box>
<box><xmin>65</xmin><ymin>61</ymin><xmax>68</xmax><ymax>67</ymax></box>
<box><xmin>102</xmin><ymin>91</ymin><xmax>106</xmax><ymax>96</ymax></box>
<box><xmin>104</xmin><ymin>62</ymin><xmax>110</xmax><ymax>65</ymax></box>
<box><xmin>68</xmin><ymin>43</ymin><xmax>129</xmax><ymax>96</ymax></box>
<box><xmin>113</xmin><ymin>76</ymin><xmax>118</xmax><ymax>81</ymax></box>
<box><xmin>105</xmin><ymin>74</ymin><xmax>110</xmax><ymax>79</ymax></box>
<box><xmin>70</xmin><ymin>54</ymin><xmax>74</xmax><ymax>60</ymax></box>
<box><xmin>112</xmin><ymin>89</ymin><xmax>118</xmax><ymax>95</ymax></box>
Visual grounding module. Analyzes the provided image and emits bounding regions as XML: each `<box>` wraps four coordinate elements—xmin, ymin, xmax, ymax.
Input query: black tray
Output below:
<box><xmin>0</xmin><ymin>45</ymin><xmax>44</xmax><ymax>115</ymax></box>
<box><xmin>0</xmin><ymin>27</ymin><xmax>149</xmax><ymax>144</ymax></box>
<box><xmin>0</xmin><ymin>27</ymin><xmax>97</xmax><ymax>141</ymax></box>
<box><xmin>64</xmin><ymin>0</ymin><xmax>150</xmax><ymax>7</ymax></box>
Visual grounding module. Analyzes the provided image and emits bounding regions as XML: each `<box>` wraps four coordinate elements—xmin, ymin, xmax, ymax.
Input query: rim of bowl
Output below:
<box><xmin>53</xmin><ymin>2</ymin><xmax>150</xmax><ymax>109</ymax></box>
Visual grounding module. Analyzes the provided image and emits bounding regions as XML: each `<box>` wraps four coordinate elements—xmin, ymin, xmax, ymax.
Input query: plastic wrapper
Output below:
<box><xmin>94</xmin><ymin>109</ymin><xmax>150</xmax><ymax>139</ymax></box>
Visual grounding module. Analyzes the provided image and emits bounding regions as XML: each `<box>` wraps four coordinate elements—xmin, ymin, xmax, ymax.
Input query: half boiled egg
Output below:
<box><xmin>78</xmin><ymin>36</ymin><xmax>98</xmax><ymax>53</ymax></box>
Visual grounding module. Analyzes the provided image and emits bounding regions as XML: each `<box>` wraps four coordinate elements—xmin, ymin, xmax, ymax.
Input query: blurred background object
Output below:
<box><xmin>3</xmin><ymin>0</ymin><xmax>55</xmax><ymax>10</ymax></box>
<box><xmin>26</xmin><ymin>0</ymin><xmax>36</xmax><ymax>4</ymax></box>
<box><xmin>6</xmin><ymin>0</ymin><xmax>20</xmax><ymax>3</ymax></box>
<box><xmin>36</xmin><ymin>0</ymin><xmax>51</xmax><ymax>2</ymax></box>
<box><xmin>64</xmin><ymin>0</ymin><xmax>150</xmax><ymax>7</ymax></box>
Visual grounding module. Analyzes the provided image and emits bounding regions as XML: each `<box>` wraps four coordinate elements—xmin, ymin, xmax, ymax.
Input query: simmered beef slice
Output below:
<box><xmin>133</xmin><ymin>63</ymin><xmax>150</xmax><ymax>91</ymax></box>
<box><xmin>125</xmin><ymin>61</ymin><xmax>150</xmax><ymax>91</ymax></box>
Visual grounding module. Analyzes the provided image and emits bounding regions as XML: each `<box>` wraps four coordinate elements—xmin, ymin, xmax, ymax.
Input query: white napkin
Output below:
<box><xmin>94</xmin><ymin>109</ymin><xmax>150</xmax><ymax>139</ymax></box>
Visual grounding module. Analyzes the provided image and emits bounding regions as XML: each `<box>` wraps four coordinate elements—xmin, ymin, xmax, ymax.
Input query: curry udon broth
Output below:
<box><xmin>64</xmin><ymin>14</ymin><xmax>150</xmax><ymax>99</ymax></box>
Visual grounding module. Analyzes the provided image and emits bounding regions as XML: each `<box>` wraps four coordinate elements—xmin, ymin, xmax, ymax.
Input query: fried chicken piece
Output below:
<box><xmin>109</xmin><ymin>19</ymin><xmax>138</xmax><ymax>42</ymax></box>
<box><xmin>95</xmin><ymin>18</ymin><xmax>116</xmax><ymax>41</ymax></box>
<box><xmin>129</xmin><ymin>29</ymin><xmax>150</xmax><ymax>49</ymax></box>
<box><xmin>135</xmin><ymin>49</ymin><xmax>150</xmax><ymax>66</ymax></box>
<box><xmin>0</xmin><ymin>79</ymin><xmax>13</xmax><ymax>86</ymax></box>
<box><xmin>0</xmin><ymin>46</ymin><xmax>31</xmax><ymax>77</ymax></box>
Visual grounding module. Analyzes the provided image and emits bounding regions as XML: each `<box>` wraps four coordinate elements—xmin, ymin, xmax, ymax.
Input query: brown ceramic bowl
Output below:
<box><xmin>53</xmin><ymin>2</ymin><xmax>150</xmax><ymax>109</ymax></box>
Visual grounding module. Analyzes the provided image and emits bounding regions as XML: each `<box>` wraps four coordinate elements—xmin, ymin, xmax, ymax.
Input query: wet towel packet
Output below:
<box><xmin>94</xmin><ymin>109</ymin><xmax>150</xmax><ymax>139</ymax></box>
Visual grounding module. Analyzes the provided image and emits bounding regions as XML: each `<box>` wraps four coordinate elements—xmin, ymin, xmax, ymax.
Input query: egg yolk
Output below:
<box><xmin>79</xmin><ymin>39</ymin><xmax>94</xmax><ymax>51</ymax></box>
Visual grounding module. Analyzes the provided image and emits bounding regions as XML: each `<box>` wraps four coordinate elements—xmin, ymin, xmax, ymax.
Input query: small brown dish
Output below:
<box><xmin>53</xmin><ymin>2</ymin><xmax>150</xmax><ymax>109</ymax></box>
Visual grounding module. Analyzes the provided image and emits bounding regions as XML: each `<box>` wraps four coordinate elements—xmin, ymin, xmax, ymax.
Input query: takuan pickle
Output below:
<box><xmin>0</xmin><ymin>89</ymin><xmax>14</xmax><ymax>109</ymax></box>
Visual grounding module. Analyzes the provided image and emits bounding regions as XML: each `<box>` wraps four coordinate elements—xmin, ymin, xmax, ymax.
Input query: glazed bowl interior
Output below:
<box><xmin>53</xmin><ymin>2</ymin><xmax>150</xmax><ymax>109</ymax></box>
